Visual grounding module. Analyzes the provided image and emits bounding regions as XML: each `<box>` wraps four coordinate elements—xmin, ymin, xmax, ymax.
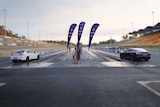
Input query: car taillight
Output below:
<box><xmin>136</xmin><ymin>52</ymin><xmax>141</xmax><ymax>55</ymax></box>
<box><xmin>19</xmin><ymin>53</ymin><xmax>24</xmax><ymax>56</ymax></box>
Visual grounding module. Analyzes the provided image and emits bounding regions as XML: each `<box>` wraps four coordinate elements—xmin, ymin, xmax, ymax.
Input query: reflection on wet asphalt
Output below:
<box><xmin>6</xmin><ymin>62</ymin><xmax>54</xmax><ymax>68</ymax></box>
<box><xmin>3</xmin><ymin>60</ymin><xmax>157</xmax><ymax>68</ymax></box>
<box><xmin>0</xmin><ymin>50</ymin><xmax>158</xmax><ymax>68</ymax></box>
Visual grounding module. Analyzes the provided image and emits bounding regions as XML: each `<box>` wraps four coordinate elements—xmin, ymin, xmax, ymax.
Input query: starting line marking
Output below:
<box><xmin>0</xmin><ymin>83</ymin><xmax>6</xmax><ymax>87</ymax></box>
<box><xmin>137</xmin><ymin>81</ymin><xmax>160</xmax><ymax>97</ymax></box>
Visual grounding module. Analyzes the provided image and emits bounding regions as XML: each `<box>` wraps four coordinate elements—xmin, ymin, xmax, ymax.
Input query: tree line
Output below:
<box><xmin>99</xmin><ymin>39</ymin><xmax>116</xmax><ymax>44</ymax></box>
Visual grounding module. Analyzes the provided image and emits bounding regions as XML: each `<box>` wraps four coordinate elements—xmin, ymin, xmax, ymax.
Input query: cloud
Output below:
<box><xmin>1</xmin><ymin>0</ymin><xmax>160</xmax><ymax>43</ymax></box>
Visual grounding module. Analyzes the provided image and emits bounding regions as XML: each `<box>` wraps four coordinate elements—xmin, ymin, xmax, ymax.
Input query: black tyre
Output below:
<box><xmin>120</xmin><ymin>55</ymin><xmax>123</xmax><ymax>59</ymax></box>
<box><xmin>37</xmin><ymin>55</ymin><xmax>40</xmax><ymax>60</ymax></box>
<box><xmin>26</xmin><ymin>57</ymin><xmax>29</xmax><ymax>62</ymax></box>
<box><xmin>145</xmin><ymin>59</ymin><xmax>149</xmax><ymax>61</ymax></box>
<box><xmin>12</xmin><ymin>60</ymin><xmax>17</xmax><ymax>63</ymax></box>
<box><xmin>130</xmin><ymin>56</ymin><xmax>135</xmax><ymax>61</ymax></box>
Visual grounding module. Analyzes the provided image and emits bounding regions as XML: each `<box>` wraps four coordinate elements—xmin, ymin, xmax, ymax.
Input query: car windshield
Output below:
<box><xmin>0</xmin><ymin>0</ymin><xmax>160</xmax><ymax>107</ymax></box>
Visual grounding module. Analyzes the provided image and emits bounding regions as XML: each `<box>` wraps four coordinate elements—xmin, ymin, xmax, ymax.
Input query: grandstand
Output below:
<box><xmin>119</xmin><ymin>23</ymin><xmax>160</xmax><ymax>47</ymax></box>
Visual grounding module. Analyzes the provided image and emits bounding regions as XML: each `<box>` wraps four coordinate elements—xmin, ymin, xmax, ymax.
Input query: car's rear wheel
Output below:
<box><xmin>12</xmin><ymin>60</ymin><xmax>17</xmax><ymax>63</ymax></box>
<box><xmin>37</xmin><ymin>55</ymin><xmax>39</xmax><ymax>60</ymax></box>
<box><xmin>130</xmin><ymin>56</ymin><xmax>135</xmax><ymax>61</ymax></box>
<box><xmin>145</xmin><ymin>59</ymin><xmax>149</xmax><ymax>61</ymax></box>
<box><xmin>120</xmin><ymin>55</ymin><xmax>123</xmax><ymax>59</ymax></box>
<box><xmin>26</xmin><ymin>57</ymin><xmax>29</xmax><ymax>62</ymax></box>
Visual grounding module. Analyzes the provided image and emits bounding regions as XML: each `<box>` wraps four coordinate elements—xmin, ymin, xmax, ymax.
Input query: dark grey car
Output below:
<box><xmin>120</xmin><ymin>48</ymin><xmax>151</xmax><ymax>61</ymax></box>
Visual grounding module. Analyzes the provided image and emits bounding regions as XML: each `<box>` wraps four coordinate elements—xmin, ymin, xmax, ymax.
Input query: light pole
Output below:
<box><xmin>131</xmin><ymin>22</ymin><xmax>134</xmax><ymax>31</ymax></box>
<box><xmin>4</xmin><ymin>9</ymin><xmax>7</xmax><ymax>36</ymax></box>
<box><xmin>46</xmin><ymin>31</ymin><xmax>48</xmax><ymax>41</ymax></box>
<box><xmin>38</xmin><ymin>27</ymin><xmax>40</xmax><ymax>41</ymax></box>
<box><xmin>152</xmin><ymin>11</ymin><xmax>155</xmax><ymax>26</ymax></box>
<box><xmin>27</xmin><ymin>21</ymin><xmax>29</xmax><ymax>40</ymax></box>
<box><xmin>110</xmin><ymin>36</ymin><xmax>112</xmax><ymax>44</ymax></box>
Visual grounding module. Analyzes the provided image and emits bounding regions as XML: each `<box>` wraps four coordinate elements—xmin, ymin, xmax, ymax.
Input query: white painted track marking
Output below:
<box><xmin>0</xmin><ymin>83</ymin><xmax>6</xmax><ymax>87</ymax></box>
<box><xmin>137</xmin><ymin>81</ymin><xmax>160</xmax><ymax>97</ymax></box>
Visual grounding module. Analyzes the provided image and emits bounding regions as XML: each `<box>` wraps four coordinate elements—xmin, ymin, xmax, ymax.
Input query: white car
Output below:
<box><xmin>10</xmin><ymin>49</ymin><xmax>40</xmax><ymax>62</ymax></box>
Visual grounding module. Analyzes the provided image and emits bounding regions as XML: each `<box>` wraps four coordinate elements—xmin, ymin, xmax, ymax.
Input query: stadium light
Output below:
<box><xmin>4</xmin><ymin>9</ymin><xmax>7</xmax><ymax>36</ymax></box>
<box><xmin>152</xmin><ymin>11</ymin><xmax>155</xmax><ymax>26</ymax></box>
<box><xmin>27</xmin><ymin>21</ymin><xmax>29</xmax><ymax>40</ymax></box>
<box><xmin>39</xmin><ymin>27</ymin><xmax>40</xmax><ymax>41</ymax></box>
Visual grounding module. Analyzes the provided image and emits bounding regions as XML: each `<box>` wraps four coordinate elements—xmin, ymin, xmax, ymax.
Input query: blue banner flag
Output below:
<box><xmin>67</xmin><ymin>23</ymin><xmax>77</xmax><ymax>49</ymax></box>
<box><xmin>78</xmin><ymin>22</ymin><xmax>85</xmax><ymax>44</ymax></box>
<box><xmin>88</xmin><ymin>23</ymin><xmax>100</xmax><ymax>49</ymax></box>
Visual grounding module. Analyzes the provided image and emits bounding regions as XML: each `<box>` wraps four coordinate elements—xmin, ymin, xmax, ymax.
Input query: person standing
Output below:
<box><xmin>76</xmin><ymin>48</ymin><xmax>81</xmax><ymax>64</ymax></box>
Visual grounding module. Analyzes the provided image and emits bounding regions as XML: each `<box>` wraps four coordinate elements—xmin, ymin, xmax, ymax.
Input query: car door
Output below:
<box><xmin>27</xmin><ymin>50</ymin><xmax>34</xmax><ymax>60</ymax></box>
<box><xmin>30</xmin><ymin>51</ymin><xmax>37</xmax><ymax>59</ymax></box>
<box><xmin>32</xmin><ymin>51</ymin><xmax>37</xmax><ymax>59</ymax></box>
<box><xmin>128</xmin><ymin>49</ymin><xmax>134</xmax><ymax>59</ymax></box>
<box><xmin>125</xmin><ymin>49</ymin><xmax>133</xmax><ymax>59</ymax></box>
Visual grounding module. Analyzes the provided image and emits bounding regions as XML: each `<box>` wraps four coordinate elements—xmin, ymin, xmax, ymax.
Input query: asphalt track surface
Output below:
<box><xmin>0</xmin><ymin>49</ymin><xmax>160</xmax><ymax>107</ymax></box>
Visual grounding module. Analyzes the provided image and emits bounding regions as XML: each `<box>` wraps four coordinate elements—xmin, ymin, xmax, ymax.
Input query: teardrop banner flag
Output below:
<box><xmin>67</xmin><ymin>23</ymin><xmax>77</xmax><ymax>49</ymax></box>
<box><xmin>88</xmin><ymin>23</ymin><xmax>100</xmax><ymax>49</ymax></box>
<box><xmin>78</xmin><ymin>22</ymin><xmax>85</xmax><ymax>45</ymax></box>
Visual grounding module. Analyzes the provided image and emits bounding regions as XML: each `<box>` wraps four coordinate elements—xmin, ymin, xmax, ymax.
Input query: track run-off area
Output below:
<box><xmin>0</xmin><ymin>48</ymin><xmax>160</xmax><ymax>107</ymax></box>
<box><xmin>0</xmin><ymin>48</ymin><xmax>160</xmax><ymax>68</ymax></box>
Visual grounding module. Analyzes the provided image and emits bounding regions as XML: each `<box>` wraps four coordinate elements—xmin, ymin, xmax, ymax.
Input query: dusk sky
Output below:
<box><xmin>0</xmin><ymin>0</ymin><xmax>160</xmax><ymax>44</ymax></box>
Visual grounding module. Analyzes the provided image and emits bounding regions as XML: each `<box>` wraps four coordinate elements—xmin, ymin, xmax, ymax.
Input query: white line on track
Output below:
<box><xmin>137</xmin><ymin>81</ymin><xmax>160</xmax><ymax>97</ymax></box>
<box><xmin>0</xmin><ymin>83</ymin><xmax>6</xmax><ymax>87</ymax></box>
